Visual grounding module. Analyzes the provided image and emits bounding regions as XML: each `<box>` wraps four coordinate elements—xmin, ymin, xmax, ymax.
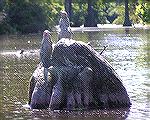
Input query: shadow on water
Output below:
<box><xmin>0</xmin><ymin>28</ymin><xmax>150</xmax><ymax>120</ymax></box>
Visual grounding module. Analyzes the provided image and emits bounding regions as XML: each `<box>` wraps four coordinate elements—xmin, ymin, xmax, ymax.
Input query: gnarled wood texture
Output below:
<box><xmin>28</xmin><ymin>38</ymin><xmax>131</xmax><ymax>110</ymax></box>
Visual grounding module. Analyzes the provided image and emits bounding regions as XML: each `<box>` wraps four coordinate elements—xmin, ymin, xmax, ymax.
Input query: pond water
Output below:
<box><xmin>0</xmin><ymin>28</ymin><xmax>150</xmax><ymax>120</ymax></box>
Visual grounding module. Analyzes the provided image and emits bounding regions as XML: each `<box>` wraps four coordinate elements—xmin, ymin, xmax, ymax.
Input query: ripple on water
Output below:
<box><xmin>1</xmin><ymin>30</ymin><xmax>150</xmax><ymax>120</ymax></box>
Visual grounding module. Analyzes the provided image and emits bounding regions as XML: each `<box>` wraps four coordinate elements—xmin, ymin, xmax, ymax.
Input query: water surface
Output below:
<box><xmin>1</xmin><ymin>28</ymin><xmax>150</xmax><ymax>120</ymax></box>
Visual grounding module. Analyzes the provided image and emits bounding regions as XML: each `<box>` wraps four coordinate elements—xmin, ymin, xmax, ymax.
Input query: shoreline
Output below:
<box><xmin>55</xmin><ymin>24</ymin><xmax>150</xmax><ymax>32</ymax></box>
<box><xmin>0</xmin><ymin>24</ymin><xmax>149</xmax><ymax>36</ymax></box>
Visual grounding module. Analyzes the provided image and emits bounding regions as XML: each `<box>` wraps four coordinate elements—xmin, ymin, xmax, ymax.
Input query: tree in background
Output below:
<box><xmin>84</xmin><ymin>0</ymin><xmax>97</xmax><ymax>27</ymax></box>
<box><xmin>71</xmin><ymin>2</ymin><xmax>87</xmax><ymax>26</ymax></box>
<box><xmin>123</xmin><ymin>0</ymin><xmax>132</xmax><ymax>26</ymax></box>
<box><xmin>7</xmin><ymin>1</ymin><xmax>48</xmax><ymax>33</ymax></box>
<box><xmin>64</xmin><ymin>0</ymin><xmax>72</xmax><ymax>21</ymax></box>
<box><xmin>0</xmin><ymin>0</ymin><xmax>64</xmax><ymax>34</ymax></box>
<box><xmin>0</xmin><ymin>0</ymin><xmax>150</xmax><ymax>34</ymax></box>
<box><xmin>113</xmin><ymin>0</ymin><xmax>150</xmax><ymax>25</ymax></box>
<box><xmin>140</xmin><ymin>1</ymin><xmax>150</xmax><ymax>24</ymax></box>
<box><xmin>71</xmin><ymin>0</ymin><xmax>107</xmax><ymax>27</ymax></box>
<box><xmin>0</xmin><ymin>0</ymin><xmax>5</xmax><ymax>11</ymax></box>
<box><xmin>0</xmin><ymin>0</ymin><xmax>49</xmax><ymax>34</ymax></box>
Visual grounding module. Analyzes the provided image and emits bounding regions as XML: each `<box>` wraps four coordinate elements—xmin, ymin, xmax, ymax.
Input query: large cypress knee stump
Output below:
<box><xmin>28</xmin><ymin>38</ymin><xmax>131</xmax><ymax>110</ymax></box>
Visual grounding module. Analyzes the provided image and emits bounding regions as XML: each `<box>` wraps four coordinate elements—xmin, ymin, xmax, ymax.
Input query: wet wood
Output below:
<box><xmin>28</xmin><ymin>38</ymin><xmax>131</xmax><ymax>110</ymax></box>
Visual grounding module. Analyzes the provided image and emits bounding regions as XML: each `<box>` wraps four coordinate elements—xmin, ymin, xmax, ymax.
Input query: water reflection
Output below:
<box><xmin>3</xmin><ymin>108</ymin><xmax>130</xmax><ymax>120</ymax></box>
<box><xmin>0</xmin><ymin>28</ymin><xmax>150</xmax><ymax>120</ymax></box>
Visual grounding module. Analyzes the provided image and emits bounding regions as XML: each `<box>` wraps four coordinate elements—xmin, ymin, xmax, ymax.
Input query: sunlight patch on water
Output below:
<box><xmin>104</xmin><ymin>34</ymin><xmax>143</xmax><ymax>49</ymax></box>
<box><xmin>0</xmin><ymin>49</ymin><xmax>40</xmax><ymax>59</ymax></box>
<box><xmin>104</xmin><ymin>45</ymin><xmax>150</xmax><ymax>120</ymax></box>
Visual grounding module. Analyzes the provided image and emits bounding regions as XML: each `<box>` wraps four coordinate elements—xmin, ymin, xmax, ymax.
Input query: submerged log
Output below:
<box><xmin>28</xmin><ymin>38</ymin><xmax>131</xmax><ymax>110</ymax></box>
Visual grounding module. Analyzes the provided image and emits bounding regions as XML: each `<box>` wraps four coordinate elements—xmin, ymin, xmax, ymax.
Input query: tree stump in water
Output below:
<box><xmin>28</xmin><ymin>38</ymin><xmax>131</xmax><ymax>110</ymax></box>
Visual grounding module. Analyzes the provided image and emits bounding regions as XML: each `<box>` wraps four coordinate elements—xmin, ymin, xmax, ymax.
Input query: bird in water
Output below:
<box><xmin>40</xmin><ymin>30</ymin><xmax>52</xmax><ymax>82</ymax></box>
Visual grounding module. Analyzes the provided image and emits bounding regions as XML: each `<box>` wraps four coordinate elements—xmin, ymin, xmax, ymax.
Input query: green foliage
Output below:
<box><xmin>71</xmin><ymin>3</ymin><xmax>87</xmax><ymax>26</ymax></box>
<box><xmin>112</xmin><ymin>5</ymin><xmax>124</xmax><ymax>24</ymax></box>
<box><xmin>0</xmin><ymin>0</ymin><xmax>150</xmax><ymax>34</ymax></box>
<box><xmin>5</xmin><ymin>1</ymin><xmax>48</xmax><ymax>34</ymax></box>
<box><xmin>113</xmin><ymin>1</ymin><xmax>150</xmax><ymax>25</ymax></box>
<box><xmin>71</xmin><ymin>0</ymin><xmax>112</xmax><ymax>26</ymax></box>
<box><xmin>129</xmin><ymin>1</ymin><xmax>150</xmax><ymax>24</ymax></box>
<box><xmin>0</xmin><ymin>21</ymin><xmax>16</xmax><ymax>34</ymax></box>
<box><xmin>129</xmin><ymin>3</ymin><xmax>143</xmax><ymax>24</ymax></box>
<box><xmin>0</xmin><ymin>0</ymin><xmax>5</xmax><ymax>11</ymax></box>
<box><xmin>96</xmin><ymin>2</ymin><xmax>117</xmax><ymax>24</ymax></box>
<box><xmin>94</xmin><ymin>1</ymin><xmax>106</xmax><ymax>24</ymax></box>
<box><xmin>42</xmin><ymin>1</ymin><xmax>64</xmax><ymax>27</ymax></box>
<box><xmin>142</xmin><ymin>2</ymin><xmax>150</xmax><ymax>23</ymax></box>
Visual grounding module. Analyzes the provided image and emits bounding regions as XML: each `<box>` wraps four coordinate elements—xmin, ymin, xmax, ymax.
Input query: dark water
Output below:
<box><xmin>0</xmin><ymin>28</ymin><xmax>150</xmax><ymax>120</ymax></box>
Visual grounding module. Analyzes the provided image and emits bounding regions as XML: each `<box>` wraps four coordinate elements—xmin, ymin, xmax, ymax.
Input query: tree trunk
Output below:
<box><xmin>123</xmin><ymin>0</ymin><xmax>132</xmax><ymax>26</ymax></box>
<box><xmin>0</xmin><ymin>0</ymin><xmax>4</xmax><ymax>11</ymax></box>
<box><xmin>64</xmin><ymin>0</ymin><xmax>72</xmax><ymax>22</ymax></box>
<box><xmin>84</xmin><ymin>0</ymin><xmax>96</xmax><ymax>27</ymax></box>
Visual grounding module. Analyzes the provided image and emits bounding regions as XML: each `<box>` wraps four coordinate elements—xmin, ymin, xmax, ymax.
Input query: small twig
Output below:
<box><xmin>100</xmin><ymin>46</ymin><xmax>108</xmax><ymax>55</ymax></box>
<box><xmin>20</xmin><ymin>49</ymin><xmax>24</xmax><ymax>54</ymax></box>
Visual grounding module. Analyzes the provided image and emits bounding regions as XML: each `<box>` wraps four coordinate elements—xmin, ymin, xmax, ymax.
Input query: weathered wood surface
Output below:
<box><xmin>28</xmin><ymin>38</ymin><xmax>131</xmax><ymax>110</ymax></box>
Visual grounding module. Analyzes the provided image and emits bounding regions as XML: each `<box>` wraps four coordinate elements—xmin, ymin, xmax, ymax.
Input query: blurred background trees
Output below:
<box><xmin>0</xmin><ymin>0</ymin><xmax>150</xmax><ymax>34</ymax></box>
